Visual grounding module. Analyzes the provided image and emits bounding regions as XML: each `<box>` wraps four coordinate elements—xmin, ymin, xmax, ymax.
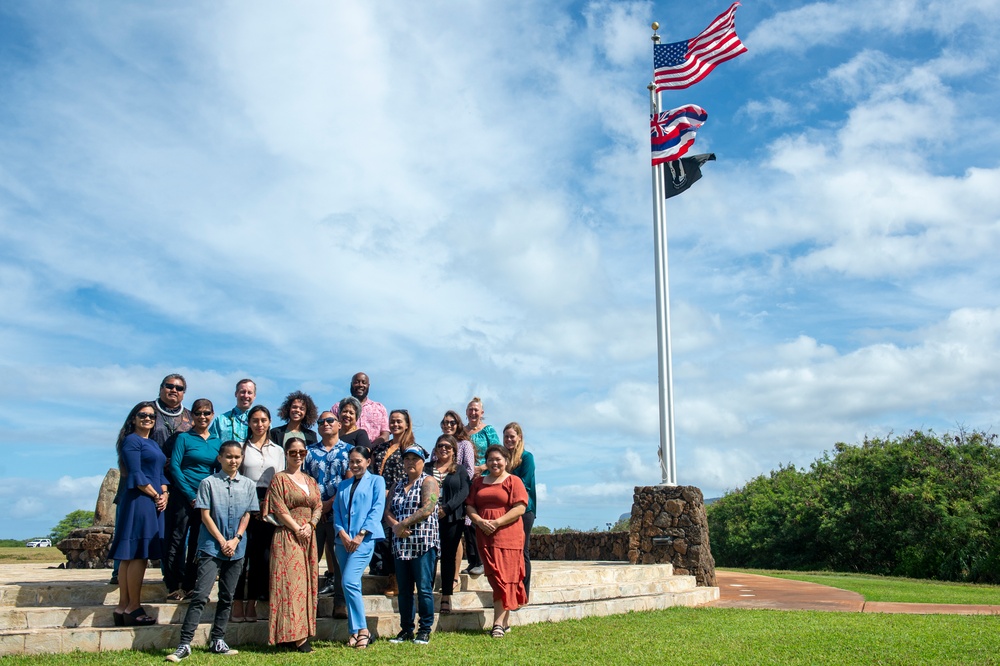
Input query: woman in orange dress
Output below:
<box><xmin>262</xmin><ymin>437</ymin><xmax>322</xmax><ymax>652</ymax></box>
<box><xmin>465</xmin><ymin>444</ymin><xmax>528</xmax><ymax>638</ymax></box>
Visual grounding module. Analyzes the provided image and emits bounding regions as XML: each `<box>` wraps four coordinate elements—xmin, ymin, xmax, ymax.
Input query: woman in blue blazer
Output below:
<box><xmin>334</xmin><ymin>445</ymin><xmax>386</xmax><ymax>649</ymax></box>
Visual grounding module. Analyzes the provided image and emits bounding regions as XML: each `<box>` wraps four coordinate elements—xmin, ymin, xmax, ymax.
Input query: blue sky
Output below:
<box><xmin>2</xmin><ymin>0</ymin><xmax>999</xmax><ymax>539</ymax></box>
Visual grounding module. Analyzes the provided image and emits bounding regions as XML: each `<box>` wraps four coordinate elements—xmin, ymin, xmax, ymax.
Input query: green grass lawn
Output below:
<box><xmin>0</xmin><ymin>546</ymin><xmax>65</xmax><ymax>563</ymax></box>
<box><xmin>2</xmin><ymin>607</ymin><xmax>999</xmax><ymax>665</ymax></box>
<box><xmin>725</xmin><ymin>568</ymin><xmax>1000</xmax><ymax>605</ymax></box>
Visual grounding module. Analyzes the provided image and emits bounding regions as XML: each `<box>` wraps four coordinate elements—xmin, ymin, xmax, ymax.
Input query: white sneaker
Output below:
<box><xmin>165</xmin><ymin>645</ymin><xmax>190</xmax><ymax>662</ymax></box>
<box><xmin>210</xmin><ymin>639</ymin><xmax>238</xmax><ymax>656</ymax></box>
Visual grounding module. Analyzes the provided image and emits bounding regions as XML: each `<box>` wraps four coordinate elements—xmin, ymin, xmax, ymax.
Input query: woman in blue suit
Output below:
<box><xmin>334</xmin><ymin>445</ymin><xmax>385</xmax><ymax>650</ymax></box>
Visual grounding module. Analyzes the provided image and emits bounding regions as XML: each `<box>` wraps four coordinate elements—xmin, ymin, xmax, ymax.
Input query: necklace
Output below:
<box><xmin>155</xmin><ymin>399</ymin><xmax>183</xmax><ymax>417</ymax></box>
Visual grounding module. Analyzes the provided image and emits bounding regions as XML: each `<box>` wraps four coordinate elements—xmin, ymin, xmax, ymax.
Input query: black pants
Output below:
<box><xmin>370</xmin><ymin>533</ymin><xmax>396</xmax><ymax>577</ymax></box>
<box><xmin>522</xmin><ymin>510</ymin><xmax>535</xmax><ymax>600</ymax></box>
<box><xmin>178</xmin><ymin>554</ymin><xmax>243</xmax><ymax>645</ymax></box>
<box><xmin>463</xmin><ymin>522</ymin><xmax>481</xmax><ymax>568</ymax></box>
<box><xmin>234</xmin><ymin>516</ymin><xmax>274</xmax><ymax>601</ymax></box>
<box><xmin>315</xmin><ymin>514</ymin><xmax>345</xmax><ymax>605</ymax></box>
<box><xmin>163</xmin><ymin>493</ymin><xmax>202</xmax><ymax>593</ymax></box>
<box><xmin>439</xmin><ymin>518</ymin><xmax>464</xmax><ymax>596</ymax></box>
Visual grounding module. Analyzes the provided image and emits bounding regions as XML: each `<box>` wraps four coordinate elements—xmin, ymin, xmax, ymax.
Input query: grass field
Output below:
<box><xmin>1</xmin><ymin>607</ymin><xmax>998</xmax><ymax>665</ymax></box>
<box><xmin>725</xmin><ymin>568</ymin><xmax>1000</xmax><ymax>605</ymax></box>
<box><xmin>0</xmin><ymin>547</ymin><xmax>65</xmax><ymax>563</ymax></box>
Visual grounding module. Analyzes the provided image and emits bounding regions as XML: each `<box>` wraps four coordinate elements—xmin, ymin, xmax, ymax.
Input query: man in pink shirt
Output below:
<box><xmin>332</xmin><ymin>372</ymin><xmax>389</xmax><ymax>446</ymax></box>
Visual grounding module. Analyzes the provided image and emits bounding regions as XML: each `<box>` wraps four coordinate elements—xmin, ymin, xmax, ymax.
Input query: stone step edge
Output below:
<box><xmin>0</xmin><ymin>564</ymin><xmax>680</xmax><ymax>607</ymax></box>
<box><xmin>0</xmin><ymin>588</ymin><xmax>719</xmax><ymax>655</ymax></box>
<box><xmin>0</xmin><ymin>577</ymin><xmax>700</xmax><ymax>630</ymax></box>
<box><xmin>0</xmin><ymin>562</ymin><xmax>675</xmax><ymax>592</ymax></box>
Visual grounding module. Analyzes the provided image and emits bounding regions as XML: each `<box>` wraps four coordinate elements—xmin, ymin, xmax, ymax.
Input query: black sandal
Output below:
<box><xmin>355</xmin><ymin>631</ymin><xmax>370</xmax><ymax>649</ymax></box>
<box><xmin>440</xmin><ymin>597</ymin><xmax>452</xmax><ymax>614</ymax></box>
<box><xmin>124</xmin><ymin>607</ymin><xmax>156</xmax><ymax>626</ymax></box>
<box><xmin>491</xmin><ymin>624</ymin><xmax>505</xmax><ymax>638</ymax></box>
<box><xmin>112</xmin><ymin>611</ymin><xmax>124</xmax><ymax>627</ymax></box>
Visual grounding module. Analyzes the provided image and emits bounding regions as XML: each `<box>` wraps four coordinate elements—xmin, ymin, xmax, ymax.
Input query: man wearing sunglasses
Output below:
<box><xmin>153</xmin><ymin>374</ymin><xmax>194</xmax><ymax>456</ymax></box>
<box><xmin>305</xmin><ymin>411</ymin><xmax>353</xmax><ymax>618</ymax></box>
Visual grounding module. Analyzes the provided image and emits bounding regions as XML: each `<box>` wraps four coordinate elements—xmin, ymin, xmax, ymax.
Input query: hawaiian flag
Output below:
<box><xmin>653</xmin><ymin>2</ymin><xmax>747</xmax><ymax>92</ymax></box>
<box><xmin>651</xmin><ymin>104</ymin><xmax>707</xmax><ymax>166</ymax></box>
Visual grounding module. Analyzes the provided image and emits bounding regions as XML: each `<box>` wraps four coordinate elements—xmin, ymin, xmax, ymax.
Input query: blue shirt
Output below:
<box><xmin>195</xmin><ymin>471</ymin><xmax>259</xmax><ymax>560</ymax></box>
<box><xmin>304</xmin><ymin>440</ymin><xmax>352</xmax><ymax>502</ymax></box>
<box><xmin>210</xmin><ymin>407</ymin><xmax>250</xmax><ymax>444</ymax></box>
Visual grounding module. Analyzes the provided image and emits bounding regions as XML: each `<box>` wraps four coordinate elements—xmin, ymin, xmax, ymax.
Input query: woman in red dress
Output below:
<box><xmin>262</xmin><ymin>437</ymin><xmax>322</xmax><ymax>652</ymax></box>
<box><xmin>465</xmin><ymin>444</ymin><xmax>528</xmax><ymax>638</ymax></box>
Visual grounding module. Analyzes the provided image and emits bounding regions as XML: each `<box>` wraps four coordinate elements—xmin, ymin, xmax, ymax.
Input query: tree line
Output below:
<box><xmin>706</xmin><ymin>430</ymin><xmax>1000</xmax><ymax>583</ymax></box>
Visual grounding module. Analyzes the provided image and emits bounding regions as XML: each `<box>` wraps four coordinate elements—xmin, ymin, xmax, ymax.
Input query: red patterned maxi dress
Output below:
<box><xmin>263</xmin><ymin>471</ymin><xmax>322</xmax><ymax>644</ymax></box>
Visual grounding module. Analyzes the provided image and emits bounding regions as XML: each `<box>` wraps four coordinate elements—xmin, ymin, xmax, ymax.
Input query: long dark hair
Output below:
<box><xmin>442</xmin><ymin>410</ymin><xmax>470</xmax><ymax>442</ymax></box>
<box><xmin>435</xmin><ymin>434</ymin><xmax>459</xmax><ymax>475</ymax></box>
<box><xmin>116</xmin><ymin>401</ymin><xmax>155</xmax><ymax>469</ymax></box>
<box><xmin>389</xmin><ymin>409</ymin><xmax>416</xmax><ymax>449</ymax></box>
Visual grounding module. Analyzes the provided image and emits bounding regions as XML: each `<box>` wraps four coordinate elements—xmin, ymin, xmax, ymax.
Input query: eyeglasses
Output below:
<box><xmin>193</xmin><ymin>410</ymin><xmax>213</xmax><ymax>417</ymax></box>
<box><xmin>317</xmin><ymin>417</ymin><xmax>338</xmax><ymax>425</ymax></box>
<box><xmin>435</xmin><ymin>444</ymin><xmax>454</xmax><ymax>451</ymax></box>
<box><xmin>136</xmin><ymin>412</ymin><xmax>156</xmax><ymax>421</ymax></box>
<box><xmin>287</xmin><ymin>450</ymin><xmax>307</xmax><ymax>457</ymax></box>
<box><xmin>162</xmin><ymin>382</ymin><xmax>186</xmax><ymax>392</ymax></box>
<box><xmin>441</xmin><ymin>419</ymin><xmax>457</xmax><ymax>426</ymax></box>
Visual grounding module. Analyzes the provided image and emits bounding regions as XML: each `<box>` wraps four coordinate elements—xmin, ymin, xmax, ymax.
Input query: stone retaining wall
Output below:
<box><xmin>56</xmin><ymin>526</ymin><xmax>114</xmax><ymax>569</ymax></box>
<box><xmin>529</xmin><ymin>531</ymin><xmax>629</xmax><ymax>562</ymax></box>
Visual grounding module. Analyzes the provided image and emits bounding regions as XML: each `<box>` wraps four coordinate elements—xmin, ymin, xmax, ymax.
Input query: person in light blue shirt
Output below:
<box><xmin>167</xmin><ymin>441</ymin><xmax>258</xmax><ymax>662</ymax></box>
<box><xmin>333</xmin><ymin>445</ymin><xmax>385</xmax><ymax>650</ymax></box>
<box><xmin>210</xmin><ymin>379</ymin><xmax>256</xmax><ymax>443</ymax></box>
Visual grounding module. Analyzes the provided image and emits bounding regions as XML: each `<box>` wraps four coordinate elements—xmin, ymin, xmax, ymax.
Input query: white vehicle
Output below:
<box><xmin>26</xmin><ymin>539</ymin><xmax>52</xmax><ymax>548</ymax></box>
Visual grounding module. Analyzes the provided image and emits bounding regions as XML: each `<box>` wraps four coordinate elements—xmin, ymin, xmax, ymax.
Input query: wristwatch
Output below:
<box><xmin>236</xmin><ymin>533</ymin><xmax>244</xmax><ymax>541</ymax></box>
<box><xmin>358</xmin><ymin>530</ymin><xmax>367</xmax><ymax>537</ymax></box>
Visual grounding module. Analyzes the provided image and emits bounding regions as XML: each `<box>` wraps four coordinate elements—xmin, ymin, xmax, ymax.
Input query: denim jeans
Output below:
<box><xmin>178</xmin><ymin>554</ymin><xmax>244</xmax><ymax>645</ymax></box>
<box><xmin>394</xmin><ymin>548</ymin><xmax>437</xmax><ymax>633</ymax></box>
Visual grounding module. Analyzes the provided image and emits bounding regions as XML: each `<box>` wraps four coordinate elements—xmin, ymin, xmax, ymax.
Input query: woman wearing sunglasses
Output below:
<box><xmin>109</xmin><ymin>401</ymin><xmax>169</xmax><ymax>626</ymax></box>
<box><xmin>262</xmin><ymin>437</ymin><xmax>322</xmax><ymax>652</ymax></box>
<box><xmin>165</xmin><ymin>398</ymin><xmax>222</xmax><ymax>601</ymax></box>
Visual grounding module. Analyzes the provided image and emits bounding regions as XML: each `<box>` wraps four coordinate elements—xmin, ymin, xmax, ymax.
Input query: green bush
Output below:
<box><xmin>707</xmin><ymin>430</ymin><xmax>1000</xmax><ymax>583</ymax></box>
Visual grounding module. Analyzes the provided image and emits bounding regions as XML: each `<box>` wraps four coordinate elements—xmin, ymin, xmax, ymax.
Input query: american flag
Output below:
<box><xmin>653</xmin><ymin>2</ymin><xmax>747</xmax><ymax>92</ymax></box>
<box><xmin>651</xmin><ymin>104</ymin><xmax>707</xmax><ymax>166</ymax></box>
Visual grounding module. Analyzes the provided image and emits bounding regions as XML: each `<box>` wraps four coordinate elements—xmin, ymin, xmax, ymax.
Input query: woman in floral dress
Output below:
<box><xmin>262</xmin><ymin>437</ymin><xmax>322</xmax><ymax>652</ymax></box>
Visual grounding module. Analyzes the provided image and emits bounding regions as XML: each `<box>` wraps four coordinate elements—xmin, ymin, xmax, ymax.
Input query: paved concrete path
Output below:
<box><xmin>712</xmin><ymin>571</ymin><xmax>1000</xmax><ymax>615</ymax></box>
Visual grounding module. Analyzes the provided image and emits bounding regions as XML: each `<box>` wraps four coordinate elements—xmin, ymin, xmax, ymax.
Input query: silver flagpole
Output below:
<box><xmin>649</xmin><ymin>22</ymin><xmax>677</xmax><ymax>486</ymax></box>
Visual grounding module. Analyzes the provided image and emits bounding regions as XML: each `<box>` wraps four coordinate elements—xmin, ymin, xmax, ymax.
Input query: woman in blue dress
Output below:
<box><xmin>110</xmin><ymin>401</ymin><xmax>169</xmax><ymax>626</ymax></box>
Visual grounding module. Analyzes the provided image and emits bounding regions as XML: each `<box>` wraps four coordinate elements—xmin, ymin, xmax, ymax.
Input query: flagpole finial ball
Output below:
<box><xmin>651</xmin><ymin>22</ymin><xmax>659</xmax><ymax>31</ymax></box>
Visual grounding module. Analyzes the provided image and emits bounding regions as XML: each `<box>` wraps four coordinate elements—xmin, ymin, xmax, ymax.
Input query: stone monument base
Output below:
<box><xmin>629</xmin><ymin>485</ymin><xmax>716</xmax><ymax>587</ymax></box>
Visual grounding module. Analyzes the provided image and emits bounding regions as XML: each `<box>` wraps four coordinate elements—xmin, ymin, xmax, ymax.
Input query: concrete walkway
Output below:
<box><xmin>712</xmin><ymin>571</ymin><xmax>1000</xmax><ymax>615</ymax></box>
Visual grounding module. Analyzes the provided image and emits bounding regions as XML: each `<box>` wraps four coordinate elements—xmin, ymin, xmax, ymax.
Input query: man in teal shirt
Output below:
<box><xmin>210</xmin><ymin>379</ymin><xmax>255</xmax><ymax>443</ymax></box>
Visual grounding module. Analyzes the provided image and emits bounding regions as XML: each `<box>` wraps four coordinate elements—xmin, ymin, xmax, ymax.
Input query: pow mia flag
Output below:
<box><xmin>664</xmin><ymin>153</ymin><xmax>715</xmax><ymax>200</ymax></box>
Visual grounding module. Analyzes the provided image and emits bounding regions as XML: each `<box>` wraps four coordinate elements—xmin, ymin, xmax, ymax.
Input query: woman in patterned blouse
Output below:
<box><xmin>384</xmin><ymin>445</ymin><xmax>440</xmax><ymax>645</ymax></box>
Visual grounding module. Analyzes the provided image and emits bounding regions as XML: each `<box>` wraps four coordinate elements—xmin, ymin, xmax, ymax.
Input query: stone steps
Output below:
<box><xmin>0</xmin><ymin>562</ymin><xmax>718</xmax><ymax>655</ymax></box>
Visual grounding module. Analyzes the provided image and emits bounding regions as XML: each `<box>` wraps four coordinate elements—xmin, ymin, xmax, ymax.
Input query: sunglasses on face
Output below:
<box><xmin>287</xmin><ymin>450</ymin><xmax>307</xmax><ymax>457</ymax></box>
<box><xmin>136</xmin><ymin>412</ymin><xmax>156</xmax><ymax>420</ymax></box>
<box><xmin>162</xmin><ymin>382</ymin><xmax>186</xmax><ymax>392</ymax></box>
<box><xmin>193</xmin><ymin>410</ymin><xmax>213</xmax><ymax>417</ymax></box>
<box><xmin>441</xmin><ymin>419</ymin><xmax>457</xmax><ymax>426</ymax></box>
<box><xmin>317</xmin><ymin>417</ymin><xmax>338</xmax><ymax>425</ymax></box>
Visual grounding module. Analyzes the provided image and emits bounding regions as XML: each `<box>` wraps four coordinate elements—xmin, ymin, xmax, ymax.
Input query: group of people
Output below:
<box><xmin>107</xmin><ymin>372</ymin><xmax>537</xmax><ymax>658</ymax></box>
